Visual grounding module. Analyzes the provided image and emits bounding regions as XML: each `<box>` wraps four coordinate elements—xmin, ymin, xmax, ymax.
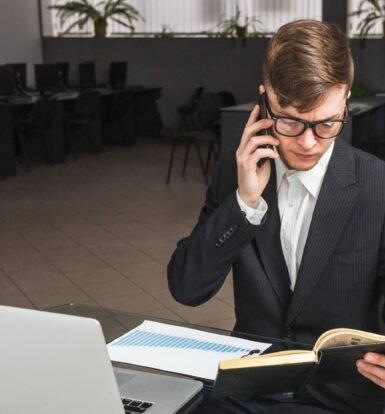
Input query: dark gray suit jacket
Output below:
<box><xmin>168</xmin><ymin>138</ymin><xmax>385</xmax><ymax>413</ymax></box>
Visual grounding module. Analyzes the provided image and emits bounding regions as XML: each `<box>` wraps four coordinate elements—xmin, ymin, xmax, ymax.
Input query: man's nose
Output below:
<box><xmin>296</xmin><ymin>127</ymin><xmax>318</xmax><ymax>150</ymax></box>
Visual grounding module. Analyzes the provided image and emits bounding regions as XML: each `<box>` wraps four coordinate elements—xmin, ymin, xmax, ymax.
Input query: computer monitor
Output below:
<box><xmin>79</xmin><ymin>61</ymin><xmax>96</xmax><ymax>89</ymax></box>
<box><xmin>109</xmin><ymin>61</ymin><xmax>127</xmax><ymax>88</ymax></box>
<box><xmin>5</xmin><ymin>63</ymin><xmax>27</xmax><ymax>90</ymax></box>
<box><xmin>0</xmin><ymin>65</ymin><xmax>16</xmax><ymax>95</ymax></box>
<box><xmin>56</xmin><ymin>62</ymin><xmax>69</xmax><ymax>88</ymax></box>
<box><xmin>34</xmin><ymin>63</ymin><xmax>60</xmax><ymax>93</ymax></box>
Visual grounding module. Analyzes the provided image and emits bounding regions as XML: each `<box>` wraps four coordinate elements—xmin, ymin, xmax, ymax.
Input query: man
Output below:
<box><xmin>168</xmin><ymin>20</ymin><xmax>385</xmax><ymax>413</ymax></box>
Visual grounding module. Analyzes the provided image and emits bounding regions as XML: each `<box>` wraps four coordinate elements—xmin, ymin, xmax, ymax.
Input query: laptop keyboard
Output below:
<box><xmin>122</xmin><ymin>398</ymin><xmax>153</xmax><ymax>413</ymax></box>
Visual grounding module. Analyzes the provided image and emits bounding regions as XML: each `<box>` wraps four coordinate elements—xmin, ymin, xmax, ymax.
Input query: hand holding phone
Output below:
<box><xmin>256</xmin><ymin>93</ymin><xmax>273</xmax><ymax>168</ymax></box>
<box><xmin>236</xmin><ymin>92</ymin><xmax>278</xmax><ymax>208</ymax></box>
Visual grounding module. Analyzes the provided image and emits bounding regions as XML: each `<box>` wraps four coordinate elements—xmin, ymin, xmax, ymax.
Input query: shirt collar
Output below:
<box><xmin>275</xmin><ymin>142</ymin><xmax>335</xmax><ymax>198</ymax></box>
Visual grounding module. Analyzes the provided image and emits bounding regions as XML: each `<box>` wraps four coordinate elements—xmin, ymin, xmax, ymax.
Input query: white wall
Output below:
<box><xmin>44</xmin><ymin>0</ymin><xmax>322</xmax><ymax>36</ymax></box>
<box><xmin>0</xmin><ymin>0</ymin><xmax>42</xmax><ymax>85</ymax></box>
<box><xmin>348</xmin><ymin>0</ymin><xmax>384</xmax><ymax>37</ymax></box>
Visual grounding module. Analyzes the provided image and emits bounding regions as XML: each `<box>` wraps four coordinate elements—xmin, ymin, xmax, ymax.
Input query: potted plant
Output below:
<box><xmin>350</xmin><ymin>0</ymin><xmax>385</xmax><ymax>44</ymax></box>
<box><xmin>49</xmin><ymin>0</ymin><xmax>143</xmax><ymax>37</ymax></box>
<box><xmin>214</xmin><ymin>5</ymin><xmax>262</xmax><ymax>40</ymax></box>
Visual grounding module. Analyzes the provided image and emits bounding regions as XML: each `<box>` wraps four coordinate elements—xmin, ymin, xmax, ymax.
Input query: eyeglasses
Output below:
<box><xmin>263</xmin><ymin>93</ymin><xmax>348</xmax><ymax>139</ymax></box>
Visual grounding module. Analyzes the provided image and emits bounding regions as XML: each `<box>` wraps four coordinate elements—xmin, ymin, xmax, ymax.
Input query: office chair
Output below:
<box><xmin>103</xmin><ymin>90</ymin><xmax>134</xmax><ymax>145</ymax></box>
<box><xmin>0</xmin><ymin>104</ymin><xmax>17</xmax><ymax>178</ymax></box>
<box><xmin>56</xmin><ymin>62</ymin><xmax>69</xmax><ymax>89</ymax></box>
<box><xmin>218</xmin><ymin>90</ymin><xmax>237</xmax><ymax>108</ymax></box>
<box><xmin>0</xmin><ymin>65</ymin><xmax>17</xmax><ymax>96</ymax></box>
<box><xmin>78</xmin><ymin>61</ymin><xmax>96</xmax><ymax>89</ymax></box>
<box><xmin>34</xmin><ymin>64</ymin><xmax>60</xmax><ymax>95</ymax></box>
<box><xmin>166</xmin><ymin>92</ymin><xmax>222</xmax><ymax>185</ymax></box>
<box><xmin>177</xmin><ymin>86</ymin><xmax>205</xmax><ymax>121</ymax></box>
<box><xmin>17</xmin><ymin>98</ymin><xmax>56</xmax><ymax>172</ymax></box>
<box><xmin>65</xmin><ymin>91</ymin><xmax>100</xmax><ymax>156</ymax></box>
<box><xmin>5</xmin><ymin>63</ymin><xmax>27</xmax><ymax>94</ymax></box>
<box><xmin>109</xmin><ymin>61</ymin><xmax>127</xmax><ymax>89</ymax></box>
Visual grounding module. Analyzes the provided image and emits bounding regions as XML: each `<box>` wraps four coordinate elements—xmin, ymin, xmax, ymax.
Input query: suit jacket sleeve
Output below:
<box><xmin>167</xmin><ymin>153</ymin><xmax>262</xmax><ymax>306</ymax></box>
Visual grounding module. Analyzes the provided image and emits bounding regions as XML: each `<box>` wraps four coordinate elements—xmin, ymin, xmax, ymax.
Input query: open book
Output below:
<box><xmin>213</xmin><ymin>328</ymin><xmax>385</xmax><ymax>398</ymax></box>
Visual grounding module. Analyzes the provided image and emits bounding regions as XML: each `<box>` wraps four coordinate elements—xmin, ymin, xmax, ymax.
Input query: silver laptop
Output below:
<box><xmin>0</xmin><ymin>305</ymin><xmax>203</xmax><ymax>414</ymax></box>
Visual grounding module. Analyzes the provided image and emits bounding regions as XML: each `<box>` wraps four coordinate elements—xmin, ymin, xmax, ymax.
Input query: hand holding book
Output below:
<box><xmin>357</xmin><ymin>351</ymin><xmax>385</xmax><ymax>389</ymax></box>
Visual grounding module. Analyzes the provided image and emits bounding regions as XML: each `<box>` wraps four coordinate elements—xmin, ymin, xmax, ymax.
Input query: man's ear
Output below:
<box><xmin>259</xmin><ymin>84</ymin><xmax>265</xmax><ymax>95</ymax></box>
<box><xmin>347</xmin><ymin>89</ymin><xmax>351</xmax><ymax>99</ymax></box>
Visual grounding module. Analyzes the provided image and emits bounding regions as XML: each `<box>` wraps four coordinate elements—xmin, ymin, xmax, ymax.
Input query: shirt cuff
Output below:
<box><xmin>236</xmin><ymin>190</ymin><xmax>268</xmax><ymax>225</ymax></box>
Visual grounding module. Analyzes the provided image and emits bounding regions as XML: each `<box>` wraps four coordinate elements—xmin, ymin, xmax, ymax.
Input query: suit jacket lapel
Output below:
<box><xmin>286</xmin><ymin>140</ymin><xmax>360</xmax><ymax>325</ymax></box>
<box><xmin>254</xmin><ymin>161</ymin><xmax>292</xmax><ymax>311</ymax></box>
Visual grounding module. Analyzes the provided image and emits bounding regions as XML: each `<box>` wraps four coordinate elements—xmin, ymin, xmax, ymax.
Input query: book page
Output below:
<box><xmin>219</xmin><ymin>349</ymin><xmax>316</xmax><ymax>370</ymax></box>
<box><xmin>315</xmin><ymin>328</ymin><xmax>385</xmax><ymax>352</ymax></box>
<box><xmin>107</xmin><ymin>320</ymin><xmax>271</xmax><ymax>380</ymax></box>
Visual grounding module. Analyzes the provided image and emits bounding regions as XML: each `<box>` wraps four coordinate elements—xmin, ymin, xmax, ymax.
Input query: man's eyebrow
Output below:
<box><xmin>277</xmin><ymin>110</ymin><xmax>343</xmax><ymax>121</ymax></box>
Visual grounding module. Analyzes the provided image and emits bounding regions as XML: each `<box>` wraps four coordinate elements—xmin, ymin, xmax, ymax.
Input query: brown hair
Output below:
<box><xmin>263</xmin><ymin>19</ymin><xmax>354</xmax><ymax>112</ymax></box>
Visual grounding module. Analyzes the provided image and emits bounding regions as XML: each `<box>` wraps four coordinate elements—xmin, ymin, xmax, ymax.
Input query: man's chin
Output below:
<box><xmin>280</xmin><ymin>155</ymin><xmax>319</xmax><ymax>171</ymax></box>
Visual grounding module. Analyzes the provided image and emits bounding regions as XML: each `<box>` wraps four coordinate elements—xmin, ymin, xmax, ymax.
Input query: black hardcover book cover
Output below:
<box><xmin>213</xmin><ymin>342</ymin><xmax>385</xmax><ymax>399</ymax></box>
<box><xmin>213</xmin><ymin>362</ymin><xmax>315</xmax><ymax>398</ymax></box>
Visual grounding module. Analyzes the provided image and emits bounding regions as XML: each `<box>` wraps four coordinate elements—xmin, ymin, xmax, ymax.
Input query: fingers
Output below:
<box><xmin>245</xmin><ymin>103</ymin><xmax>260</xmax><ymax>128</ymax></box>
<box><xmin>242</xmin><ymin>134</ymin><xmax>278</xmax><ymax>157</ymax></box>
<box><xmin>237</xmin><ymin>130</ymin><xmax>279</xmax><ymax>169</ymax></box>
<box><xmin>238</xmin><ymin>116</ymin><xmax>275</xmax><ymax>155</ymax></box>
<box><xmin>238</xmin><ymin>97</ymin><xmax>276</xmax><ymax>153</ymax></box>
<box><xmin>357</xmin><ymin>353</ymin><xmax>385</xmax><ymax>389</ymax></box>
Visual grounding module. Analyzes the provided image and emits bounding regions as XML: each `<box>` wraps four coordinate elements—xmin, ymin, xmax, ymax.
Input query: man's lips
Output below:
<box><xmin>293</xmin><ymin>152</ymin><xmax>317</xmax><ymax>159</ymax></box>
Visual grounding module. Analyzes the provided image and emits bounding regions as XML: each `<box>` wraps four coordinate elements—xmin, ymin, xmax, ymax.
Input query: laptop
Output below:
<box><xmin>0</xmin><ymin>305</ymin><xmax>203</xmax><ymax>414</ymax></box>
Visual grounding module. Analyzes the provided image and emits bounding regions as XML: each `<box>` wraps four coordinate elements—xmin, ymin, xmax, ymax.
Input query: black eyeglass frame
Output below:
<box><xmin>263</xmin><ymin>93</ymin><xmax>349</xmax><ymax>140</ymax></box>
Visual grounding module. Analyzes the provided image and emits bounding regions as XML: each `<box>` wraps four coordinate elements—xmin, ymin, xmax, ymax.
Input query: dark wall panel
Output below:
<box><xmin>351</xmin><ymin>40</ymin><xmax>385</xmax><ymax>93</ymax></box>
<box><xmin>42</xmin><ymin>38</ymin><xmax>268</xmax><ymax>125</ymax></box>
<box><xmin>42</xmin><ymin>37</ymin><xmax>384</xmax><ymax>126</ymax></box>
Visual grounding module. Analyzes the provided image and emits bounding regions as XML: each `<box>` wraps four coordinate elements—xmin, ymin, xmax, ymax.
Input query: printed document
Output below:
<box><xmin>107</xmin><ymin>320</ymin><xmax>271</xmax><ymax>380</ymax></box>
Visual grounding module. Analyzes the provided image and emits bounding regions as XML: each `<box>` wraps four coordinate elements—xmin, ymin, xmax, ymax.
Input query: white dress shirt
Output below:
<box><xmin>236</xmin><ymin>142</ymin><xmax>334</xmax><ymax>290</ymax></box>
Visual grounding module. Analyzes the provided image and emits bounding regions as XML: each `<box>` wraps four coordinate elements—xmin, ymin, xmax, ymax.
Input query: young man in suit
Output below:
<box><xmin>168</xmin><ymin>19</ymin><xmax>385</xmax><ymax>413</ymax></box>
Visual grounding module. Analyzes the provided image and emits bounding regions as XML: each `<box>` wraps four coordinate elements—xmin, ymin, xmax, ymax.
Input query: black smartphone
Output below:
<box><xmin>256</xmin><ymin>93</ymin><xmax>273</xmax><ymax>168</ymax></box>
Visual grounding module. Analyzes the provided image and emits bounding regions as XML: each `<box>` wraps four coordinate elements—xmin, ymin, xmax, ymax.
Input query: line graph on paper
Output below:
<box><xmin>112</xmin><ymin>329</ymin><xmax>251</xmax><ymax>353</ymax></box>
<box><xmin>107</xmin><ymin>320</ymin><xmax>272</xmax><ymax>380</ymax></box>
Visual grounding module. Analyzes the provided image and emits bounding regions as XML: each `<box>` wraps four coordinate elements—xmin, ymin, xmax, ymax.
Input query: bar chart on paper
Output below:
<box><xmin>112</xmin><ymin>329</ymin><xmax>252</xmax><ymax>353</ymax></box>
<box><xmin>107</xmin><ymin>320</ymin><xmax>271</xmax><ymax>380</ymax></box>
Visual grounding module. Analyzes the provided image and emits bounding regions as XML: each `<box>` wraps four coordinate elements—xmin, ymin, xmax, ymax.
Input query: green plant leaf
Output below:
<box><xmin>349</xmin><ymin>0</ymin><xmax>385</xmax><ymax>40</ymax></box>
<box><xmin>110</xmin><ymin>17</ymin><xmax>134</xmax><ymax>31</ymax></box>
<box><xmin>49</xmin><ymin>0</ymin><xmax>143</xmax><ymax>34</ymax></box>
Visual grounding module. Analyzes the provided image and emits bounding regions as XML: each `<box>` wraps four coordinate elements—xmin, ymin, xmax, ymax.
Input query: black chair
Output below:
<box><xmin>166</xmin><ymin>92</ymin><xmax>222</xmax><ymax>185</ymax></box>
<box><xmin>56</xmin><ymin>62</ymin><xmax>69</xmax><ymax>89</ymax></box>
<box><xmin>0</xmin><ymin>104</ymin><xmax>17</xmax><ymax>178</ymax></box>
<box><xmin>218</xmin><ymin>90</ymin><xmax>237</xmax><ymax>107</ymax></box>
<box><xmin>103</xmin><ymin>90</ymin><xmax>134</xmax><ymax>145</ymax></box>
<box><xmin>109</xmin><ymin>61</ymin><xmax>127</xmax><ymax>89</ymax></box>
<box><xmin>17</xmin><ymin>98</ymin><xmax>56</xmax><ymax>171</ymax></box>
<box><xmin>78</xmin><ymin>62</ymin><xmax>96</xmax><ymax>89</ymax></box>
<box><xmin>177</xmin><ymin>86</ymin><xmax>205</xmax><ymax>121</ymax></box>
<box><xmin>5</xmin><ymin>63</ymin><xmax>27</xmax><ymax>93</ymax></box>
<box><xmin>65</xmin><ymin>91</ymin><xmax>100</xmax><ymax>156</ymax></box>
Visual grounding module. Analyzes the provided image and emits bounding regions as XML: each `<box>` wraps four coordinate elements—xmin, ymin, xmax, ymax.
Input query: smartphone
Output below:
<box><xmin>256</xmin><ymin>93</ymin><xmax>273</xmax><ymax>168</ymax></box>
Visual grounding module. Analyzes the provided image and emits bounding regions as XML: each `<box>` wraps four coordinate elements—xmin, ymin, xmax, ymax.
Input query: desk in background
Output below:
<box><xmin>220</xmin><ymin>97</ymin><xmax>385</xmax><ymax>156</ymax></box>
<box><xmin>346</xmin><ymin>96</ymin><xmax>385</xmax><ymax>151</ymax></box>
<box><xmin>0</xmin><ymin>86</ymin><xmax>162</xmax><ymax>178</ymax></box>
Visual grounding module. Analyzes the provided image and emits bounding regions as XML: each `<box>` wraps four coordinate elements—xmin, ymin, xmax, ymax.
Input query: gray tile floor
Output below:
<box><xmin>0</xmin><ymin>139</ymin><xmax>235</xmax><ymax>330</ymax></box>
